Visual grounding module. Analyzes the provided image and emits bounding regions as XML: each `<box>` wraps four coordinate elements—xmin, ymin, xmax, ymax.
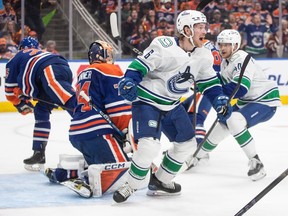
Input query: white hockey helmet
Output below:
<box><xmin>217</xmin><ymin>29</ymin><xmax>241</xmax><ymax>52</ymax></box>
<box><xmin>176</xmin><ymin>10</ymin><xmax>207</xmax><ymax>36</ymax></box>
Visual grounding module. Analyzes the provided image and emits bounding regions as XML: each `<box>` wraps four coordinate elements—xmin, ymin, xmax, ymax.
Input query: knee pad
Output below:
<box><xmin>207</xmin><ymin>122</ymin><xmax>230</xmax><ymax>144</ymax></box>
<box><xmin>169</xmin><ymin>138</ymin><xmax>197</xmax><ymax>163</ymax></box>
<box><xmin>133</xmin><ymin>137</ymin><xmax>161</xmax><ymax>166</ymax></box>
<box><xmin>226</xmin><ymin>112</ymin><xmax>247</xmax><ymax>136</ymax></box>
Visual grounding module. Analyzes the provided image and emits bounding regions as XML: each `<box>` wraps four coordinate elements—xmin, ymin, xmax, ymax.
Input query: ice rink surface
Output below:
<box><xmin>0</xmin><ymin>106</ymin><xmax>287</xmax><ymax>216</ymax></box>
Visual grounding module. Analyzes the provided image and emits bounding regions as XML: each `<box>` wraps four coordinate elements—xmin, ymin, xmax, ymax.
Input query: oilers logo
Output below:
<box><xmin>167</xmin><ymin>66</ymin><xmax>194</xmax><ymax>94</ymax></box>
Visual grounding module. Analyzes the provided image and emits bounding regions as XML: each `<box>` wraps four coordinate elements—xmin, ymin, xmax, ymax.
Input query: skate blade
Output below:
<box><xmin>146</xmin><ymin>189</ymin><xmax>181</xmax><ymax>196</ymax></box>
<box><xmin>24</xmin><ymin>164</ymin><xmax>45</xmax><ymax>172</ymax></box>
<box><xmin>250</xmin><ymin>168</ymin><xmax>267</xmax><ymax>181</ymax></box>
<box><xmin>61</xmin><ymin>180</ymin><xmax>93</xmax><ymax>198</ymax></box>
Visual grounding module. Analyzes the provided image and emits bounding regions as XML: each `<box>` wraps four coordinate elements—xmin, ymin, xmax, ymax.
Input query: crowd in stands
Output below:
<box><xmin>0</xmin><ymin>0</ymin><xmax>58</xmax><ymax>60</ymax></box>
<box><xmin>0</xmin><ymin>0</ymin><xmax>288</xmax><ymax>60</ymax></box>
<box><xmin>83</xmin><ymin>0</ymin><xmax>288</xmax><ymax>58</ymax></box>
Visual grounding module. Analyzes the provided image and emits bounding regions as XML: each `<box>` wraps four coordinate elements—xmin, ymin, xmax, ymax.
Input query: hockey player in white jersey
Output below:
<box><xmin>188</xmin><ymin>29</ymin><xmax>281</xmax><ymax>181</ymax></box>
<box><xmin>113</xmin><ymin>10</ymin><xmax>233</xmax><ymax>203</ymax></box>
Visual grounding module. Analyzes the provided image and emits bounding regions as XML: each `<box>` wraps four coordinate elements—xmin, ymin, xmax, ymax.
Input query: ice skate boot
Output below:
<box><xmin>146</xmin><ymin>173</ymin><xmax>181</xmax><ymax>196</ymax></box>
<box><xmin>23</xmin><ymin>142</ymin><xmax>47</xmax><ymax>171</ymax></box>
<box><xmin>113</xmin><ymin>182</ymin><xmax>136</xmax><ymax>203</ymax></box>
<box><xmin>248</xmin><ymin>155</ymin><xmax>266</xmax><ymax>181</ymax></box>
<box><xmin>61</xmin><ymin>178</ymin><xmax>93</xmax><ymax>198</ymax></box>
<box><xmin>23</xmin><ymin>150</ymin><xmax>46</xmax><ymax>171</ymax></box>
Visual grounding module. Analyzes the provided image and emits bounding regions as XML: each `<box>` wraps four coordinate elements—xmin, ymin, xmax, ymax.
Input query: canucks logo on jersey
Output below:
<box><xmin>168</xmin><ymin>66</ymin><xmax>194</xmax><ymax>94</ymax></box>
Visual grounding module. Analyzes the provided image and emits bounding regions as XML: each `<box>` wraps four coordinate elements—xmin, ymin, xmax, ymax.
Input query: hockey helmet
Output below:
<box><xmin>19</xmin><ymin>36</ymin><xmax>39</xmax><ymax>50</ymax></box>
<box><xmin>88</xmin><ymin>40</ymin><xmax>114</xmax><ymax>64</ymax></box>
<box><xmin>217</xmin><ymin>29</ymin><xmax>241</xmax><ymax>52</ymax></box>
<box><xmin>176</xmin><ymin>10</ymin><xmax>207</xmax><ymax>36</ymax></box>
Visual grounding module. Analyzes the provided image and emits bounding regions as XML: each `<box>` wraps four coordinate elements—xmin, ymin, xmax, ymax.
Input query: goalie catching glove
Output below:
<box><xmin>212</xmin><ymin>94</ymin><xmax>232</xmax><ymax>122</ymax></box>
<box><xmin>118</xmin><ymin>77</ymin><xmax>137</xmax><ymax>101</ymax></box>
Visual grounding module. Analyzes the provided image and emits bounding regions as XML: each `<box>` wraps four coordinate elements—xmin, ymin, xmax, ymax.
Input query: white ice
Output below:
<box><xmin>0</xmin><ymin>106</ymin><xmax>287</xmax><ymax>216</ymax></box>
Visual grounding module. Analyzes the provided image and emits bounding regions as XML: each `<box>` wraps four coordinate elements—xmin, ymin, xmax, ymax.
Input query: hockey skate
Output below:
<box><xmin>61</xmin><ymin>178</ymin><xmax>93</xmax><ymax>198</ymax></box>
<box><xmin>23</xmin><ymin>150</ymin><xmax>46</xmax><ymax>171</ymax></box>
<box><xmin>113</xmin><ymin>182</ymin><xmax>136</xmax><ymax>203</ymax></box>
<box><xmin>248</xmin><ymin>155</ymin><xmax>266</xmax><ymax>181</ymax></box>
<box><xmin>44</xmin><ymin>168</ymin><xmax>59</xmax><ymax>183</ymax></box>
<box><xmin>146</xmin><ymin>173</ymin><xmax>181</xmax><ymax>196</ymax></box>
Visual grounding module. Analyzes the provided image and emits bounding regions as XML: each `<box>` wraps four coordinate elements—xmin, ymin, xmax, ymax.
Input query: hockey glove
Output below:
<box><xmin>118</xmin><ymin>77</ymin><xmax>137</xmax><ymax>101</ymax></box>
<box><xmin>212</xmin><ymin>94</ymin><xmax>232</xmax><ymax>123</ymax></box>
<box><xmin>15</xmin><ymin>100</ymin><xmax>34</xmax><ymax>115</ymax></box>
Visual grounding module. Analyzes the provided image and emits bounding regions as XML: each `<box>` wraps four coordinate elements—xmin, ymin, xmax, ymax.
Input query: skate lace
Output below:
<box><xmin>248</xmin><ymin>158</ymin><xmax>261</xmax><ymax>170</ymax></box>
<box><xmin>119</xmin><ymin>183</ymin><xmax>134</xmax><ymax>198</ymax></box>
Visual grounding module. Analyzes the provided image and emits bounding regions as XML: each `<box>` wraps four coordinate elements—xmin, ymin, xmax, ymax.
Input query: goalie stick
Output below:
<box><xmin>187</xmin><ymin>54</ymin><xmax>251</xmax><ymax>168</ymax></box>
<box><xmin>234</xmin><ymin>168</ymin><xmax>288</xmax><ymax>216</ymax></box>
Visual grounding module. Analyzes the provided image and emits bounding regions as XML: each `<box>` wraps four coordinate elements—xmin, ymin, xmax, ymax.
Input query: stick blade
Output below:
<box><xmin>110</xmin><ymin>12</ymin><xmax>119</xmax><ymax>38</ymax></box>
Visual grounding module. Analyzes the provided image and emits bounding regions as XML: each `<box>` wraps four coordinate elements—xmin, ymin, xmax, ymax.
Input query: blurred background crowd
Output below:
<box><xmin>0</xmin><ymin>0</ymin><xmax>288</xmax><ymax>60</ymax></box>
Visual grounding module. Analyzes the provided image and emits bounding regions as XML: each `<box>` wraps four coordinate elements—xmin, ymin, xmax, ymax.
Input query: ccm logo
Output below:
<box><xmin>104</xmin><ymin>163</ymin><xmax>126</xmax><ymax>170</ymax></box>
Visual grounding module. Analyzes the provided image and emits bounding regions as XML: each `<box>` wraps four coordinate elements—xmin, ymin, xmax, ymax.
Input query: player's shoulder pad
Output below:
<box><xmin>196</xmin><ymin>46</ymin><xmax>214</xmax><ymax>61</ymax></box>
<box><xmin>152</xmin><ymin>35</ymin><xmax>177</xmax><ymax>47</ymax></box>
<box><xmin>230</xmin><ymin>50</ymin><xmax>246</xmax><ymax>62</ymax></box>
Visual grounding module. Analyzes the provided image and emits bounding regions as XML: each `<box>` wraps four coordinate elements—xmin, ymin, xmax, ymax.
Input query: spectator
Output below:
<box><xmin>1</xmin><ymin>31</ymin><xmax>18</xmax><ymax>54</ymax></box>
<box><xmin>1</xmin><ymin>20</ymin><xmax>18</xmax><ymax>42</ymax></box>
<box><xmin>0</xmin><ymin>2</ymin><xmax>17</xmax><ymax>28</ymax></box>
<box><xmin>250</xmin><ymin>2</ymin><xmax>273</xmax><ymax>26</ymax></box>
<box><xmin>128</xmin><ymin>24</ymin><xmax>150</xmax><ymax>56</ymax></box>
<box><xmin>238</xmin><ymin>14</ymin><xmax>272</xmax><ymax>56</ymax></box>
<box><xmin>43</xmin><ymin>40</ymin><xmax>59</xmax><ymax>54</ymax></box>
<box><xmin>0</xmin><ymin>37</ymin><xmax>14</xmax><ymax>60</ymax></box>
<box><xmin>266</xmin><ymin>19</ymin><xmax>288</xmax><ymax>57</ymax></box>
<box><xmin>157</xmin><ymin>16</ymin><xmax>173</xmax><ymax>36</ymax></box>
<box><xmin>156</xmin><ymin>0</ymin><xmax>175</xmax><ymax>31</ymax></box>
<box><xmin>142</xmin><ymin>9</ymin><xmax>158</xmax><ymax>33</ymax></box>
<box><xmin>121</xmin><ymin>2</ymin><xmax>131</xmax><ymax>23</ymax></box>
<box><xmin>209</xmin><ymin>9</ymin><xmax>223</xmax><ymax>38</ymax></box>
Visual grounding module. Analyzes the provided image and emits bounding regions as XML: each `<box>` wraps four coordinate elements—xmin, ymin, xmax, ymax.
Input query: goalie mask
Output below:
<box><xmin>217</xmin><ymin>29</ymin><xmax>241</xmax><ymax>52</ymax></box>
<box><xmin>19</xmin><ymin>36</ymin><xmax>39</xmax><ymax>50</ymax></box>
<box><xmin>88</xmin><ymin>40</ymin><xmax>114</xmax><ymax>64</ymax></box>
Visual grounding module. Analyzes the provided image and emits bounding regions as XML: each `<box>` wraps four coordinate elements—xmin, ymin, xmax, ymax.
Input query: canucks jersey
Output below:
<box><xmin>125</xmin><ymin>36</ymin><xmax>223</xmax><ymax>111</ymax></box>
<box><xmin>69</xmin><ymin>63</ymin><xmax>132</xmax><ymax>142</ymax></box>
<box><xmin>220</xmin><ymin>50</ymin><xmax>281</xmax><ymax>108</ymax></box>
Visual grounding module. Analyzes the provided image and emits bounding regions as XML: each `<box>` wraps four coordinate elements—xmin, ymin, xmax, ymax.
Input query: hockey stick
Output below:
<box><xmin>188</xmin><ymin>54</ymin><xmax>251</xmax><ymax>166</ymax></box>
<box><xmin>79</xmin><ymin>91</ymin><xmax>125</xmax><ymax>138</ymax></box>
<box><xmin>33</xmin><ymin>97</ymin><xmax>74</xmax><ymax>112</ymax></box>
<box><xmin>234</xmin><ymin>168</ymin><xmax>288</xmax><ymax>216</ymax></box>
<box><xmin>196</xmin><ymin>0</ymin><xmax>214</xmax><ymax>11</ymax></box>
<box><xmin>110</xmin><ymin>12</ymin><xmax>143</xmax><ymax>56</ymax></box>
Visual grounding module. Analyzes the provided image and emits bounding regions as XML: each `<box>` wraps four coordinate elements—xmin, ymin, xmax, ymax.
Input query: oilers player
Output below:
<box><xmin>44</xmin><ymin>41</ymin><xmax>142</xmax><ymax>198</ymax></box>
<box><xmin>113</xmin><ymin>10</ymin><xmax>233</xmax><ymax>203</ymax></box>
<box><xmin>5</xmin><ymin>36</ymin><xmax>76</xmax><ymax>171</ymax></box>
<box><xmin>191</xmin><ymin>29</ymin><xmax>281</xmax><ymax>181</ymax></box>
